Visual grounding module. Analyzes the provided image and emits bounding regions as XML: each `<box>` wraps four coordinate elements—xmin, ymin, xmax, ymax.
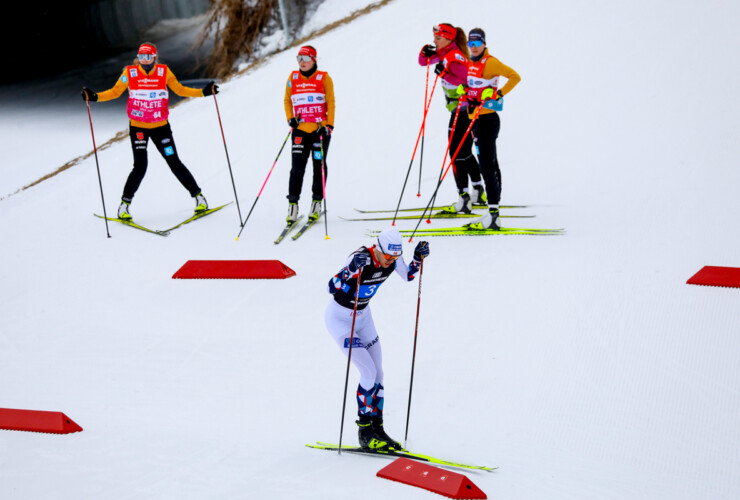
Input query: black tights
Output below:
<box><xmin>122</xmin><ymin>123</ymin><xmax>200</xmax><ymax>202</ymax></box>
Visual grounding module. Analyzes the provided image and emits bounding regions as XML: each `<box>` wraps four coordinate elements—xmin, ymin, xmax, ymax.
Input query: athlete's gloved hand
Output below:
<box><xmin>466</xmin><ymin>96</ymin><xmax>480</xmax><ymax>110</ymax></box>
<box><xmin>81</xmin><ymin>87</ymin><xmax>98</xmax><ymax>102</ymax></box>
<box><xmin>434</xmin><ymin>62</ymin><xmax>445</xmax><ymax>76</ymax></box>
<box><xmin>288</xmin><ymin>117</ymin><xmax>301</xmax><ymax>129</ymax></box>
<box><xmin>317</xmin><ymin>124</ymin><xmax>333</xmax><ymax>138</ymax></box>
<box><xmin>481</xmin><ymin>88</ymin><xmax>495</xmax><ymax>101</ymax></box>
<box><xmin>456</xmin><ymin>84</ymin><xmax>468</xmax><ymax>96</ymax></box>
<box><xmin>202</xmin><ymin>81</ymin><xmax>219</xmax><ymax>96</ymax></box>
<box><xmin>348</xmin><ymin>252</ymin><xmax>372</xmax><ymax>273</ymax></box>
<box><xmin>497</xmin><ymin>89</ymin><xmax>504</xmax><ymax>99</ymax></box>
<box><xmin>414</xmin><ymin>241</ymin><xmax>430</xmax><ymax>260</ymax></box>
<box><xmin>421</xmin><ymin>44</ymin><xmax>436</xmax><ymax>58</ymax></box>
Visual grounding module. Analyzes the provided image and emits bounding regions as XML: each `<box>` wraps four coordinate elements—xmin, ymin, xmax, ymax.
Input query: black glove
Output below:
<box><xmin>288</xmin><ymin>117</ymin><xmax>301</xmax><ymax>129</ymax></box>
<box><xmin>434</xmin><ymin>62</ymin><xmax>445</xmax><ymax>76</ymax></box>
<box><xmin>348</xmin><ymin>252</ymin><xmax>372</xmax><ymax>273</ymax></box>
<box><xmin>317</xmin><ymin>125</ymin><xmax>333</xmax><ymax>137</ymax></box>
<box><xmin>466</xmin><ymin>97</ymin><xmax>480</xmax><ymax>110</ymax></box>
<box><xmin>81</xmin><ymin>87</ymin><xmax>98</xmax><ymax>102</ymax></box>
<box><xmin>497</xmin><ymin>89</ymin><xmax>504</xmax><ymax>99</ymax></box>
<box><xmin>414</xmin><ymin>241</ymin><xmax>430</xmax><ymax>260</ymax></box>
<box><xmin>202</xmin><ymin>81</ymin><xmax>219</xmax><ymax>96</ymax></box>
<box><xmin>421</xmin><ymin>44</ymin><xmax>436</xmax><ymax>57</ymax></box>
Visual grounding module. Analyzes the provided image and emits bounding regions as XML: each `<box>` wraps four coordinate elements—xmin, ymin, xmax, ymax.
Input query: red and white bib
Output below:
<box><xmin>125</xmin><ymin>65</ymin><xmax>169</xmax><ymax>123</ymax></box>
<box><xmin>289</xmin><ymin>70</ymin><xmax>328</xmax><ymax>123</ymax></box>
<box><xmin>466</xmin><ymin>56</ymin><xmax>500</xmax><ymax>101</ymax></box>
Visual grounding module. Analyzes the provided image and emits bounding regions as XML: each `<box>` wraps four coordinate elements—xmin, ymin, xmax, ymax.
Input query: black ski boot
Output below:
<box><xmin>371</xmin><ymin>416</ymin><xmax>403</xmax><ymax>450</ymax></box>
<box><xmin>357</xmin><ymin>415</ymin><xmax>402</xmax><ymax>450</ymax></box>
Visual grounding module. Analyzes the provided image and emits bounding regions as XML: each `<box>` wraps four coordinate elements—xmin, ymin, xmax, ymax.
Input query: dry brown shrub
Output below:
<box><xmin>199</xmin><ymin>0</ymin><xmax>277</xmax><ymax>79</ymax></box>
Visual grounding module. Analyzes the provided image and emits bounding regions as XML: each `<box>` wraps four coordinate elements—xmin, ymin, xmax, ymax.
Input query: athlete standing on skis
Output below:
<box><xmin>325</xmin><ymin>229</ymin><xmax>429</xmax><ymax>450</ymax></box>
<box><xmin>419</xmin><ymin>23</ymin><xmax>484</xmax><ymax>213</ymax></box>
<box><xmin>81</xmin><ymin>43</ymin><xmax>218</xmax><ymax>221</ymax></box>
<box><xmin>284</xmin><ymin>45</ymin><xmax>336</xmax><ymax>225</ymax></box>
<box><xmin>463</xmin><ymin>28</ymin><xmax>521</xmax><ymax>230</ymax></box>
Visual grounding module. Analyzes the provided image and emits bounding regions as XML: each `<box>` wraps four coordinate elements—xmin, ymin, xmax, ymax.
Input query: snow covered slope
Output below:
<box><xmin>1</xmin><ymin>1</ymin><xmax>739</xmax><ymax>499</ymax></box>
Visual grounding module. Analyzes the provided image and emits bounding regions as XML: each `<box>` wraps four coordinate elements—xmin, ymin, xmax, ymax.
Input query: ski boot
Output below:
<box><xmin>286</xmin><ymin>202</ymin><xmax>299</xmax><ymax>224</ymax></box>
<box><xmin>441</xmin><ymin>192</ymin><xmax>472</xmax><ymax>214</ymax></box>
<box><xmin>309</xmin><ymin>200</ymin><xmax>322</xmax><ymax>221</ymax></box>
<box><xmin>117</xmin><ymin>201</ymin><xmax>132</xmax><ymax>220</ymax></box>
<box><xmin>195</xmin><ymin>192</ymin><xmax>208</xmax><ymax>213</ymax></box>
<box><xmin>469</xmin><ymin>206</ymin><xmax>500</xmax><ymax>230</ymax></box>
<box><xmin>357</xmin><ymin>415</ymin><xmax>402</xmax><ymax>450</ymax></box>
<box><xmin>471</xmin><ymin>184</ymin><xmax>487</xmax><ymax>205</ymax></box>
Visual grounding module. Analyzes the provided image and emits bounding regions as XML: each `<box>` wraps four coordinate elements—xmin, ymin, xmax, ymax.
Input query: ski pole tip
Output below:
<box><xmin>325</xmin><ymin>235</ymin><xmax>331</xmax><ymax>240</ymax></box>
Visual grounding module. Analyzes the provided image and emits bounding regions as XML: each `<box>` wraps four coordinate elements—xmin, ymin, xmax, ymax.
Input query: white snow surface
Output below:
<box><xmin>2</xmin><ymin>1</ymin><xmax>740</xmax><ymax>499</ymax></box>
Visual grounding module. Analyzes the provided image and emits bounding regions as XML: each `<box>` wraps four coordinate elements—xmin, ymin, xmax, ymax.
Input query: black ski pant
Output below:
<box><xmin>122</xmin><ymin>123</ymin><xmax>201</xmax><ymax>203</ymax></box>
<box><xmin>288</xmin><ymin>128</ymin><xmax>330</xmax><ymax>204</ymax></box>
<box><xmin>449</xmin><ymin>110</ymin><xmax>481</xmax><ymax>194</ymax></box>
<box><xmin>472</xmin><ymin>112</ymin><xmax>502</xmax><ymax>205</ymax></box>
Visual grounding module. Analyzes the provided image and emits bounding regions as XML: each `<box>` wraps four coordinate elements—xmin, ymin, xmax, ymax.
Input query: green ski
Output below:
<box><xmin>355</xmin><ymin>204</ymin><xmax>528</xmax><ymax>214</ymax></box>
<box><xmin>340</xmin><ymin>212</ymin><xmax>534</xmax><ymax>222</ymax></box>
<box><xmin>368</xmin><ymin>224</ymin><xmax>564</xmax><ymax>236</ymax></box>
<box><xmin>94</xmin><ymin>214</ymin><xmax>169</xmax><ymax>236</ymax></box>
<box><xmin>307</xmin><ymin>442</ymin><xmax>496</xmax><ymax>472</ymax></box>
<box><xmin>291</xmin><ymin>211</ymin><xmax>326</xmax><ymax>241</ymax></box>
<box><xmin>274</xmin><ymin>215</ymin><xmax>304</xmax><ymax>244</ymax></box>
<box><xmin>159</xmin><ymin>203</ymin><xmax>232</xmax><ymax>233</ymax></box>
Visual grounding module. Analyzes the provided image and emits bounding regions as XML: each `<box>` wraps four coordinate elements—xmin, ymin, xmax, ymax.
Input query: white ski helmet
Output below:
<box><xmin>377</xmin><ymin>228</ymin><xmax>403</xmax><ymax>257</ymax></box>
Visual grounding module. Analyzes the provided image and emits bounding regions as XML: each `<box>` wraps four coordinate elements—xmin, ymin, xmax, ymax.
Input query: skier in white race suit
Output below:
<box><xmin>324</xmin><ymin>228</ymin><xmax>429</xmax><ymax>450</ymax></box>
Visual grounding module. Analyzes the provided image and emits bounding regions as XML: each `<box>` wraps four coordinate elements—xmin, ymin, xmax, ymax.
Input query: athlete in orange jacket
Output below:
<box><xmin>283</xmin><ymin>45</ymin><xmax>336</xmax><ymax>224</ymax></box>
<box><xmin>82</xmin><ymin>42</ymin><xmax>218</xmax><ymax>220</ymax></box>
<box><xmin>463</xmin><ymin>28</ymin><xmax>520</xmax><ymax>230</ymax></box>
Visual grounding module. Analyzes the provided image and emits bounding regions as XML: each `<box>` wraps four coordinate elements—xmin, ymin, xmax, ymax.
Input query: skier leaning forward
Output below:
<box><xmin>325</xmin><ymin>228</ymin><xmax>430</xmax><ymax>450</ymax></box>
<box><xmin>81</xmin><ymin>42</ymin><xmax>218</xmax><ymax>220</ymax></box>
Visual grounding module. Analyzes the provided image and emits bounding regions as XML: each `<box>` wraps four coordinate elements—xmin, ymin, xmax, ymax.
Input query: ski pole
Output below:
<box><xmin>404</xmin><ymin>258</ymin><xmax>424</xmax><ymax>447</ymax></box>
<box><xmin>85</xmin><ymin>99</ymin><xmax>111</xmax><ymax>238</ymax></box>
<box><xmin>338</xmin><ymin>263</ymin><xmax>364</xmax><ymax>454</ymax></box>
<box><xmin>391</xmin><ymin>74</ymin><xmax>439</xmax><ymax>225</ymax></box>
<box><xmin>417</xmin><ymin>60</ymin><xmax>431</xmax><ymax>197</ymax></box>
<box><xmin>235</xmin><ymin>129</ymin><xmax>292</xmax><ymax>241</ymax></box>
<box><xmin>408</xmin><ymin>102</ymin><xmax>485</xmax><ymax>241</ymax></box>
<box><xmin>319</xmin><ymin>133</ymin><xmax>330</xmax><ymax>240</ymax></box>
<box><xmin>212</xmin><ymin>92</ymin><xmax>243</xmax><ymax>225</ymax></box>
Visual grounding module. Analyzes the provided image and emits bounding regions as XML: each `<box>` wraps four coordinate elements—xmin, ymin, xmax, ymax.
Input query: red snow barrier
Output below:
<box><xmin>376</xmin><ymin>458</ymin><xmax>486</xmax><ymax>499</ymax></box>
<box><xmin>172</xmin><ymin>260</ymin><xmax>296</xmax><ymax>280</ymax></box>
<box><xmin>686</xmin><ymin>266</ymin><xmax>740</xmax><ymax>289</ymax></box>
<box><xmin>0</xmin><ymin>408</ymin><xmax>83</xmax><ymax>434</ymax></box>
